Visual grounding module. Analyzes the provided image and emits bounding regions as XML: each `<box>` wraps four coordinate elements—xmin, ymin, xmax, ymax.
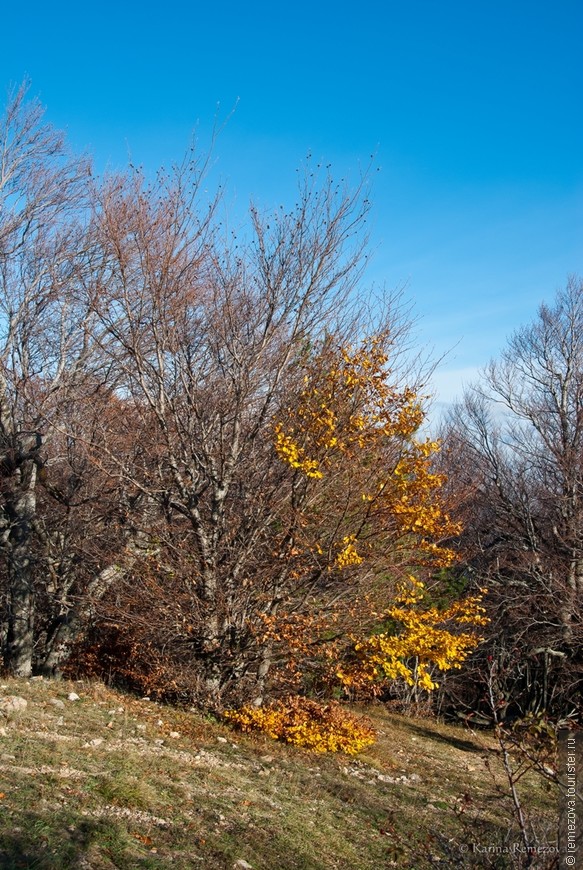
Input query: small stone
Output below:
<box><xmin>90</xmin><ymin>738</ymin><xmax>104</xmax><ymax>747</ymax></box>
<box><xmin>217</xmin><ymin>736</ymin><xmax>228</xmax><ymax>743</ymax></box>
<box><xmin>377</xmin><ymin>774</ymin><xmax>396</xmax><ymax>783</ymax></box>
<box><xmin>67</xmin><ymin>692</ymin><xmax>80</xmax><ymax>702</ymax></box>
<box><xmin>169</xmin><ymin>731</ymin><xmax>180</xmax><ymax>739</ymax></box>
<box><xmin>30</xmin><ymin>675</ymin><xmax>44</xmax><ymax>682</ymax></box>
<box><xmin>234</xmin><ymin>860</ymin><xmax>253</xmax><ymax>869</ymax></box>
<box><xmin>50</xmin><ymin>699</ymin><xmax>66</xmax><ymax>709</ymax></box>
<box><xmin>260</xmin><ymin>755</ymin><xmax>274</xmax><ymax>763</ymax></box>
<box><xmin>1</xmin><ymin>753</ymin><xmax>16</xmax><ymax>761</ymax></box>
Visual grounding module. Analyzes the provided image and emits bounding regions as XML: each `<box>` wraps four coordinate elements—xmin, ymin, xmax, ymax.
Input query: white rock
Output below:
<box><xmin>234</xmin><ymin>860</ymin><xmax>253</xmax><ymax>869</ymax></box>
<box><xmin>0</xmin><ymin>696</ymin><xmax>28</xmax><ymax>718</ymax></box>
<box><xmin>169</xmin><ymin>731</ymin><xmax>180</xmax><ymax>739</ymax></box>
<box><xmin>90</xmin><ymin>738</ymin><xmax>104</xmax><ymax>747</ymax></box>
<box><xmin>67</xmin><ymin>692</ymin><xmax>80</xmax><ymax>702</ymax></box>
<box><xmin>217</xmin><ymin>736</ymin><xmax>228</xmax><ymax>743</ymax></box>
<box><xmin>377</xmin><ymin>774</ymin><xmax>396</xmax><ymax>783</ymax></box>
<box><xmin>50</xmin><ymin>699</ymin><xmax>66</xmax><ymax>709</ymax></box>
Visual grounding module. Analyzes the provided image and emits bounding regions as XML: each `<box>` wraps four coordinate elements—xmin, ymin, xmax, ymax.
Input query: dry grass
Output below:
<box><xmin>0</xmin><ymin>677</ymin><xmax>557</xmax><ymax>868</ymax></box>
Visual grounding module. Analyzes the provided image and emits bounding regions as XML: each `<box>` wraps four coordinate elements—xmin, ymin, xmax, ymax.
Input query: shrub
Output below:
<box><xmin>224</xmin><ymin>695</ymin><xmax>375</xmax><ymax>754</ymax></box>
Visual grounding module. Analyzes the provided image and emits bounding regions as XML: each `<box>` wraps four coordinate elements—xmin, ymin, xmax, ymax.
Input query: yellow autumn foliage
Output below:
<box><xmin>268</xmin><ymin>334</ymin><xmax>482</xmax><ymax>701</ymax></box>
<box><xmin>273</xmin><ymin>335</ymin><xmax>460</xmax><ymax>571</ymax></box>
<box><xmin>335</xmin><ymin>535</ymin><xmax>363</xmax><ymax>568</ymax></box>
<box><xmin>336</xmin><ymin>577</ymin><xmax>488</xmax><ymax>693</ymax></box>
<box><xmin>224</xmin><ymin>695</ymin><xmax>375</xmax><ymax>754</ymax></box>
<box><xmin>273</xmin><ymin>424</ymin><xmax>323</xmax><ymax>478</ymax></box>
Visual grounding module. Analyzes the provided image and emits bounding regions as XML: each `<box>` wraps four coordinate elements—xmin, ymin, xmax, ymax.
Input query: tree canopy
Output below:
<box><xmin>3</xmin><ymin>83</ymin><xmax>578</xmax><ymax>729</ymax></box>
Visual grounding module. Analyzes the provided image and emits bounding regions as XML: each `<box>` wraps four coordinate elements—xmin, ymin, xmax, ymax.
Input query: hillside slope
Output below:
<box><xmin>0</xmin><ymin>678</ymin><xmax>556</xmax><ymax>868</ymax></box>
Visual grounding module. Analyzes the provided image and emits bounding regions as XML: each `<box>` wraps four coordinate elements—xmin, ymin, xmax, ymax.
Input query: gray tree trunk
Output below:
<box><xmin>4</xmin><ymin>459</ymin><xmax>38</xmax><ymax>677</ymax></box>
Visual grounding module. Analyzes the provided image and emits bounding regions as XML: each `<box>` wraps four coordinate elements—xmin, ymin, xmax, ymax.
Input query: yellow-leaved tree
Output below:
<box><xmin>226</xmin><ymin>333</ymin><xmax>487</xmax><ymax>749</ymax></box>
<box><xmin>257</xmin><ymin>334</ymin><xmax>487</xmax><ymax>704</ymax></box>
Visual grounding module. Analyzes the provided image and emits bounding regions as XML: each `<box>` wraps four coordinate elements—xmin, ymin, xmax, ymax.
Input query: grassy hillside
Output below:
<box><xmin>0</xmin><ymin>677</ymin><xmax>556</xmax><ymax>869</ymax></box>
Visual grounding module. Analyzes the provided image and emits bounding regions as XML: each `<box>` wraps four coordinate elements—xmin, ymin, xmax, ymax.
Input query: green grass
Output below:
<box><xmin>0</xmin><ymin>678</ymin><xmax>557</xmax><ymax>869</ymax></box>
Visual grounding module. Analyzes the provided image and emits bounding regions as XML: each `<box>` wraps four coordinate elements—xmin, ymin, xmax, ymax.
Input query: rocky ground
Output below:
<box><xmin>0</xmin><ymin>677</ymin><xmax>557</xmax><ymax>869</ymax></box>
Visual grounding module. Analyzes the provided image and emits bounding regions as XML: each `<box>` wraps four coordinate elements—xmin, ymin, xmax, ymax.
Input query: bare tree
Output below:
<box><xmin>80</xmin><ymin>154</ymin><xmax>382</xmax><ymax>703</ymax></box>
<box><xmin>0</xmin><ymin>82</ymin><xmax>93</xmax><ymax>675</ymax></box>
<box><xmin>440</xmin><ymin>278</ymin><xmax>583</xmax><ymax>719</ymax></box>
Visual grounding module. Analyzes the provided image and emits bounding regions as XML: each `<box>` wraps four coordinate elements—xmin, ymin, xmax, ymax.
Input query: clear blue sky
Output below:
<box><xmin>2</xmin><ymin>1</ymin><xmax>581</xmax><ymax>416</ymax></box>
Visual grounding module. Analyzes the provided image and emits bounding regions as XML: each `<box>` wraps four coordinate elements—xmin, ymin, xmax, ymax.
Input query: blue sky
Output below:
<box><xmin>2</xmin><ymin>1</ymin><xmax>581</xmax><ymax>416</ymax></box>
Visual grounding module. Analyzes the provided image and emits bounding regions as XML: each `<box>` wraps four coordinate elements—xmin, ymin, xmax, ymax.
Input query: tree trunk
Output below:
<box><xmin>4</xmin><ymin>460</ymin><xmax>38</xmax><ymax>676</ymax></box>
<box><xmin>40</xmin><ymin>525</ymin><xmax>158</xmax><ymax>676</ymax></box>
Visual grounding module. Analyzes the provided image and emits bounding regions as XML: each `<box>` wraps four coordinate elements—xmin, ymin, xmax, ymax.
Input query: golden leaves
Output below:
<box><xmin>273</xmin><ymin>336</ymin><xmax>460</xmax><ymax>570</ymax></box>
<box><xmin>267</xmin><ymin>334</ymin><xmax>482</xmax><ymax>701</ymax></box>
<box><xmin>337</xmin><ymin>578</ymin><xmax>488</xmax><ymax>693</ymax></box>
<box><xmin>224</xmin><ymin>696</ymin><xmax>375</xmax><ymax>754</ymax></box>
<box><xmin>335</xmin><ymin>535</ymin><xmax>363</xmax><ymax>569</ymax></box>
<box><xmin>273</xmin><ymin>424</ymin><xmax>323</xmax><ymax>478</ymax></box>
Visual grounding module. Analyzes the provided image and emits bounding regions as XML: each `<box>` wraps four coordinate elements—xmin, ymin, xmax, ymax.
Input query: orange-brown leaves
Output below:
<box><xmin>224</xmin><ymin>695</ymin><xmax>375</xmax><ymax>754</ymax></box>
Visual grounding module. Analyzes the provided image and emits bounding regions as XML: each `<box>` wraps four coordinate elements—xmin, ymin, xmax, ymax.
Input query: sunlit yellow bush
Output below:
<box><xmin>224</xmin><ymin>695</ymin><xmax>375</xmax><ymax>754</ymax></box>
